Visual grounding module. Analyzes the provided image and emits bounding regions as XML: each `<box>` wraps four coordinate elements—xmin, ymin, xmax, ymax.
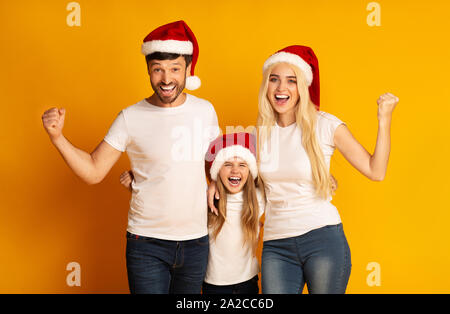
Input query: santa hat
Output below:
<box><xmin>263</xmin><ymin>45</ymin><xmax>320</xmax><ymax>109</ymax></box>
<box><xmin>141</xmin><ymin>20</ymin><xmax>201</xmax><ymax>90</ymax></box>
<box><xmin>205</xmin><ymin>133</ymin><xmax>258</xmax><ymax>182</ymax></box>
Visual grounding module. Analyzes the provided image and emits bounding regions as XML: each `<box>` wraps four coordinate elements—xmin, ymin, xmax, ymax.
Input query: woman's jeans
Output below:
<box><xmin>261</xmin><ymin>224</ymin><xmax>351</xmax><ymax>294</ymax></box>
<box><xmin>126</xmin><ymin>232</ymin><xmax>209</xmax><ymax>294</ymax></box>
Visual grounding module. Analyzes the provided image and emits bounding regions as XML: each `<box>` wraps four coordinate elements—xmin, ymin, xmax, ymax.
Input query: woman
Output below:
<box><xmin>208</xmin><ymin>45</ymin><xmax>399</xmax><ymax>294</ymax></box>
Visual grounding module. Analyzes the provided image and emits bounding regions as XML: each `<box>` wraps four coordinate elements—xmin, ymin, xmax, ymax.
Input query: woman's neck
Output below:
<box><xmin>277</xmin><ymin>111</ymin><xmax>296</xmax><ymax>127</ymax></box>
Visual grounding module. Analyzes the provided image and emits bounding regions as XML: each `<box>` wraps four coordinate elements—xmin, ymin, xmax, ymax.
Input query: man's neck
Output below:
<box><xmin>147</xmin><ymin>93</ymin><xmax>187</xmax><ymax>108</ymax></box>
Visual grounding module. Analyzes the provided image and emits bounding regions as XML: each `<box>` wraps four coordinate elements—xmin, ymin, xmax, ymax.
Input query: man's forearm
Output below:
<box><xmin>51</xmin><ymin>135</ymin><xmax>100</xmax><ymax>184</ymax></box>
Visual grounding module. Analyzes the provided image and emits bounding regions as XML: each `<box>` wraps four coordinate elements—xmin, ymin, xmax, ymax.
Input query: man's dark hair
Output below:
<box><xmin>145</xmin><ymin>52</ymin><xmax>192</xmax><ymax>68</ymax></box>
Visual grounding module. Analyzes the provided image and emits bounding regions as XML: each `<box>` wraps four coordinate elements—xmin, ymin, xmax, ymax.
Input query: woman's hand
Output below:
<box><xmin>377</xmin><ymin>93</ymin><xmax>399</xmax><ymax>122</ymax></box>
<box><xmin>119</xmin><ymin>170</ymin><xmax>134</xmax><ymax>192</ymax></box>
<box><xmin>207</xmin><ymin>180</ymin><xmax>219</xmax><ymax>216</ymax></box>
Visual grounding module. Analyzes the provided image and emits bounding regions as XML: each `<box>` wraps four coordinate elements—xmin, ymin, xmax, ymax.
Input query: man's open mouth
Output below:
<box><xmin>159</xmin><ymin>85</ymin><xmax>176</xmax><ymax>96</ymax></box>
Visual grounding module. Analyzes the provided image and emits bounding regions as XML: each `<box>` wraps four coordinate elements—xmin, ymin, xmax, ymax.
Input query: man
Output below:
<box><xmin>41</xmin><ymin>20</ymin><xmax>219</xmax><ymax>294</ymax></box>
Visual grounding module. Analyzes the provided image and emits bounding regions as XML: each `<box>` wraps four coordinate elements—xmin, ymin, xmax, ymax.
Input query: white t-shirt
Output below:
<box><xmin>259</xmin><ymin>111</ymin><xmax>345</xmax><ymax>242</ymax></box>
<box><xmin>104</xmin><ymin>94</ymin><xmax>219</xmax><ymax>241</ymax></box>
<box><xmin>204</xmin><ymin>189</ymin><xmax>265</xmax><ymax>285</ymax></box>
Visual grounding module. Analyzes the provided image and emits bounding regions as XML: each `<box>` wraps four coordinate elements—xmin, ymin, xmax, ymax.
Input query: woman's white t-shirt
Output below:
<box><xmin>259</xmin><ymin>111</ymin><xmax>345</xmax><ymax>242</ymax></box>
<box><xmin>204</xmin><ymin>189</ymin><xmax>265</xmax><ymax>285</ymax></box>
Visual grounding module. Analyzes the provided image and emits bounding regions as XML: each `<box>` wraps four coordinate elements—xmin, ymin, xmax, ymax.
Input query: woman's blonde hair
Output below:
<box><xmin>256</xmin><ymin>62</ymin><xmax>333</xmax><ymax>199</ymax></box>
<box><xmin>208</xmin><ymin>172</ymin><xmax>260</xmax><ymax>255</ymax></box>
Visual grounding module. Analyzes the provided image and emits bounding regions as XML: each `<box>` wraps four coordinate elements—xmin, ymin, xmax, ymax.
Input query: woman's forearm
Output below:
<box><xmin>334</xmin><ymin>93</ymin><xmax>398</xmax><ymax>182</ymax></box>
<box><xmin>369</xmin><ymin>117</ymin><xmax>392</xmax><ymax>181</ymax></box>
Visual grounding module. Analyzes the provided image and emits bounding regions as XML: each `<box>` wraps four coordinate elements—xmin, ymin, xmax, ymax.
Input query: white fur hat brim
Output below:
<box><xmin>141</xmin><ymin>39</ymin><xmax>193</xmax><ymax>56</ymax></box>
<box><xmin>210</xmin><ymin>145</ymin><xmax>258</xmax><ymax>181</ymax></box>
<box><xmin>262</xmin><ymin>51</ymin><xmax>313</xmax><ymax>86</ymax></box>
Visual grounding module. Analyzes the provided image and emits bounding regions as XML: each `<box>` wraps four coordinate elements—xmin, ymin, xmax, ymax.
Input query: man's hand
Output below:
<box><xmin>207</xmin><ymin>180</ymin><xmax>219</xmax><ymax>216</ymax></box>
<box><xmin>42</xmin><ymin>107</ymin><xmax>66</xmax><ymax>142</ymax></box>
<box><xmin>331</xmin><ymin>174</ymin><xmax>338</xmax><ymax>193</ymax></box>
<box><xmin>41</xmin><ymin>106</ymin><xmax>122</xmax><ymax>184</ymax></box>
<box><xmin>120</xmin><ymin>170</ymin><xmax>134</xmax><ymax>192</ymax></box>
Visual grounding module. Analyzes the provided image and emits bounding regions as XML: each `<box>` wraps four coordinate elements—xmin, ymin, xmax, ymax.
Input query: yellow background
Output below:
<box><xmin>1</xmin><ymin>0</ymin><xmax>449</xmax><ymax>293</ymax></box>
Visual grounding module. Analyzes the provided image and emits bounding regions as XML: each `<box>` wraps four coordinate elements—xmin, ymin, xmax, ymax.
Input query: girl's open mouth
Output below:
<box><xmin>228</xmin><ymin>176</ymin><xmax>241</xmax><ymax>187</ymax></box>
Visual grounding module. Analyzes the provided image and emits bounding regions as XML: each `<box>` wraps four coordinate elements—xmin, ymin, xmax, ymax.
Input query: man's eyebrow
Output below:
<box><xmin>150</xmin><ymin>61</ymin><xmax>182</xmax><ymax>66</ymax></box>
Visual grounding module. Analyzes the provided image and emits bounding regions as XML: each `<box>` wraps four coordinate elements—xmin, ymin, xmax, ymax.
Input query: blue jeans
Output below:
<box><xmin>126</xmin><ymin>232</ymin><xmax>209</xmax><ymax>294</ymax></box>
<box><xmin>202</xmin><ymin>275</ymin><xmax>259</xmax><ymax>294</ymax></box>
<box><xmin>261</xmin><ymin>224</ymin><xmax>351</xmax><ymax>294</ymax></box>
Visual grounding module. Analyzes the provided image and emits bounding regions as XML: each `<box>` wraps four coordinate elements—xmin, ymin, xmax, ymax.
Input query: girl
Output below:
<box><xmin>208</xmin><ymin>45</ymin><xmax>399</xmax><ymax>294</ymax></box>
<box><xmin>121</xmin><ymin>132</ymin><xmax>265</xmax><ymax>294</ymax></box>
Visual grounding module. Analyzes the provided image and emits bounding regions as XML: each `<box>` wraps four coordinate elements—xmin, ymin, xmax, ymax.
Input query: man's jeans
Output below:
<box><xmin>126</xmin><ymin>232</ymin><xmax>209</xmax><ymax>294</ymax></box>
<box><xmin>261</xmin><ymin>224</ymin><xmax>351</xmax><ymax>294</ymax></box>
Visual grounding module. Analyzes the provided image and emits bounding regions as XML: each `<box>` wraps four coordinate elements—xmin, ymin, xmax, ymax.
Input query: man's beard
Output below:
<box><xmin>151</xmin><ymin>80</ymin><xmax>186</xmax><ymax>104</ymax></box>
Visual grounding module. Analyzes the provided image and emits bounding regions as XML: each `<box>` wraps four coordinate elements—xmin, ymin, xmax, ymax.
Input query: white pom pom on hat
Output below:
<box><xmin>185</xmin><ymin>75</ymin><xmax>201</xmax><ymax>90</ymax></box>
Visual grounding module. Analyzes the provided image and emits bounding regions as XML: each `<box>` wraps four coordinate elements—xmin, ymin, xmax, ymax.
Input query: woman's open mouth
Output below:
<box><xmin>274</xmin><ymin>94</ymin><xmax>290</xmax><ymax>105</ymax></box>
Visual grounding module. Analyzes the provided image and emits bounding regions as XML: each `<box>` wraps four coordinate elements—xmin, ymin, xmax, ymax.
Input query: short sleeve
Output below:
<box><xmin>208</xmin><ymin>104</ymin><xmax>220</xmax><ymax>143</ymax></box>
<box><xmin>316</xmin><ymin>111</ymin><xmax>345</xmax><ymax>148</ymax></box>
<box><xmin>104</xmin><ymin>111</ymin><xmax>130</xmax><ymax>152</ymax></box>
<box><xmin>203</xmin><ymin>104</ymin><xmax>220</xmax><ymax>181</ymax></box>
<box><xmin>203</xmin><ymin>103</ymin><xmax>220</xmax><ymax>145</ymax></box>
<box><xmin>256</xmin><ymin>188</ymin><xmax>266</xmax><ymax>217</ymax></box>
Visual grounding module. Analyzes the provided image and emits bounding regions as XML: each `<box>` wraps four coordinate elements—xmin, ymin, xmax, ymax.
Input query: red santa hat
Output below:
<box><xmin>263</xmin><ymin>45</ymin><xmax>320</xmax><ymax>109</ymax></box>
<box><xmin>141</xmin><ymin>20</ymin><xmax>201</xmax><ymax>90</ymax></box>
<box><xmin>205</xmin><ymin>133</ymin><xmax>258</xmax><ymax>182</ymax></box>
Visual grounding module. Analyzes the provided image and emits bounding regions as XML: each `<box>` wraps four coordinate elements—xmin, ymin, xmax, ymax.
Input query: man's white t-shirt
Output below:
<box><xmin>204</xmin><ymin>189</ymin><xmax>265</xmax><ymax>285</ymax></box>
<box><xmin>104</xmin><ymin>94</ymin><xmax>219</xmax><ymax>241</ymax></box>
<box><xmin>259</xmin><ymin>111</ymin><xmax>345</xmax><ymax>242</ymax></box>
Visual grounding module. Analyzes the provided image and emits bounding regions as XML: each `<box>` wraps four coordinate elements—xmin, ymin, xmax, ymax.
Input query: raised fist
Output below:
<box><xmin>377</xmin><ymin>93</ymin><xmax>399</xmax><ymax>120</ymax></box>
<box><xmin>42</xmin><ymin>107</ymin><xmax>66</xmax><ymax>141</ymax></box>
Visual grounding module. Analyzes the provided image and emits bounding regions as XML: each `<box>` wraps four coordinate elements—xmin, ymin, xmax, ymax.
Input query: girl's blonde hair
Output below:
<box><xmin>256</xmin><ymin>62</ymin><xmax>333</xmax><ymax>199</ymax></box>
<box><xmin>208</xmin><ymin>172</ymin><xmax>260</xmax><ymax>255</ymax></box>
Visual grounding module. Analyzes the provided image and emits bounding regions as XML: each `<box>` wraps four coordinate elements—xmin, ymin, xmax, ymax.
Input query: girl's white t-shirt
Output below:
<box><xmin>259</xmin><ymin>111</ymin><xmax>345</xmax><ymax>242</ymax></box>
<box><xmin>104</xmin><ymin>94</ymin><xmax>219</xmax><ymax>241</ymax></box>
<box><xmin>204</xmin><ymin>189</ymin><xmax>265</xmax><ymax>285</ymax></box>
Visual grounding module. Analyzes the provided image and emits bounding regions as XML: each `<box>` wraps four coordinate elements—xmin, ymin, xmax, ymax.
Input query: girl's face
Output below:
<box><xmin>267</xmin><ymin>63</ymin><xmax>300</xmax><ymax>116</ymax></box>
<box><xmin>218</xmin><ymin>157</ymin><xmax>249</xmax><ymax>194</ymax></box>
